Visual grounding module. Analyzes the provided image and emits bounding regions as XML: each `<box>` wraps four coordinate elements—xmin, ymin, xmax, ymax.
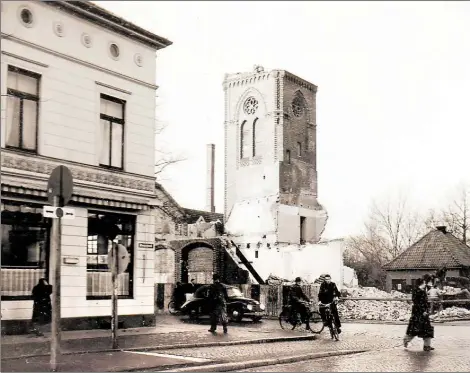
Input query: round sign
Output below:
<box><xmin>107</xmin><ymin>243</ymin><xmax>130</xmax><ymax>274</ymax></box>
<box><xmin>47</xmin><ymin>165</ymin><xmax>74</xmax><ymax>207</ymax></box>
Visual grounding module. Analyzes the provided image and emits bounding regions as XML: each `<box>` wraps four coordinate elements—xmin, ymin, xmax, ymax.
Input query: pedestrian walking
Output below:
<box><xmin>207</xmin><ymin>274</ymin><xmax>229</xmax><ymax>334</ymax></box>
<box><xmin>31</xmin><ymin>278</ymin><xmax>52</xmax><ymax>336</ymax></box>
<box><xmin>404</xmin><ymin>277</ymin><xmax>435</xmax><ymax>351</ymax></box>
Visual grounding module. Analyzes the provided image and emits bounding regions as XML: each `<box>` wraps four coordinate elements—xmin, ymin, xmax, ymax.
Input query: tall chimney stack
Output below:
<box><xmin>205</xmin><ymin>144</ymin><xmax>215</xmax><ymax>213</ymax></box>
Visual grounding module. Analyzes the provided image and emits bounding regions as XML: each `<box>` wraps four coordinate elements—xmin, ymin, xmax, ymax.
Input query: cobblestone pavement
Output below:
<box><xmin>1</xmin><ymin>317</ymin><xmax>307</xmax><ymax>359</ymax></box>
<box><xmin>237</xmin><ymin>324</ymin><xmax>470</xmax><ymax>372</ymax></box>
<box><xmin>3</xmin><ymin>319</ymin><xmax>469</xmax><ymax>372</ymax></box>
<box><xmin>155</xmin><ymin>323</ymin><xmax>406</xmax><ymax>362</ymax></box>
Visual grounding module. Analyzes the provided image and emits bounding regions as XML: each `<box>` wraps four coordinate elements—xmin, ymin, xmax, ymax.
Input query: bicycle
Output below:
<box><xmin>318</xmin><ymin>301</ymin><xmax>340</xmax><ymax>341</ymax></box>
<box><xmin>279</xmin><ymin>301</ymin><xmax>324</xmax><ymax>334</ymax></box>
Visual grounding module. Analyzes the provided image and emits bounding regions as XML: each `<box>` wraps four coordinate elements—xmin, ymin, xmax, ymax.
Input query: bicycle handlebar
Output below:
<box><xmin>318</xmin><ymin>300</ymin><xmax>339</xmax><ymax>307</ymax></box>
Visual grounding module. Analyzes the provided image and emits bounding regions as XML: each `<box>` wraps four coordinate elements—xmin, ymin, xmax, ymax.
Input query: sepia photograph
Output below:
<box><xmin>1</xmin><ymin>1</ymin><xmax>469</xmax><ymax>372</ymax></box>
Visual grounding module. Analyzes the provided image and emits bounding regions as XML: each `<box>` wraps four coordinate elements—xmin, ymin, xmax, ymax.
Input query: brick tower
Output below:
<box><xmin>223</xmin><ymin>66</ymin><xmax>328</xmax><ymax>248</ymax></box>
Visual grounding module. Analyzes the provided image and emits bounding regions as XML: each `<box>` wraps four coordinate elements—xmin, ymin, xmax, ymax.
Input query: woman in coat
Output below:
<box><xmin>404</xmin><ymin>277</ymin><xmax>434</xmax><ymax>351</ymax></box>
<box><xmin>31</xmin><ymin>278</ymin><xmax>53</xmax><ymax>336</ymax></box>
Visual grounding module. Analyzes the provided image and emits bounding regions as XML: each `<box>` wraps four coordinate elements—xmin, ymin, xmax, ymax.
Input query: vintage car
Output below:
<box><xmin>179</xmin><ymin>284</ymin><xmax>266</xmax><ymax>322</ymax></box>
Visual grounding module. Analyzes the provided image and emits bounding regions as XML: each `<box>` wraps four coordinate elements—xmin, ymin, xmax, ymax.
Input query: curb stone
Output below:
<box><xmin>1</xmin><ymin>334</ymin><xmax>317</xmax><ymax>361</ymax></box>
<box><xmin>160</xmin><ymin>349</ymin><xmax>369</xmax><ymax>372</ymax></box>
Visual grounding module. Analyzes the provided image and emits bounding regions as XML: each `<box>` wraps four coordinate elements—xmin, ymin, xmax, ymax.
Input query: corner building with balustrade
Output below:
<box><xmin>0</xmin><ymin>1</ymin><xmax>171</xmax><ymax>334</ymax></box>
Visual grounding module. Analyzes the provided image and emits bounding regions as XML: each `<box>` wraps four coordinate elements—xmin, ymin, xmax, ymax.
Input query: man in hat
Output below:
<box><xmin>207</xmin><ymin>274</ymin><xmax>229</xmax><ymax>334</ymax></box>
<box><xmin>289</xmin><ymin>277</ymin><xmax>311</xmax><ymax>330</ymax></box>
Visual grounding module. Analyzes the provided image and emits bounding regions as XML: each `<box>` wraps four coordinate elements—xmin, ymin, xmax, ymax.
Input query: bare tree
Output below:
<box><xmin>443</xmin><ymin>183</ymin><xmax>469</xmax><ymax>244</ymax></box>
<box><xmin>344</xmin><ymin>226</ymin><xmax>391</xmax><ymax>289</ymax></box>
<box><xmin>154</xmin><ymin>149</ymin><xmax>187</xmax><ymax>180</ymax></box>
<box><xmin>154</xmin><ymin>100</ymin><xmax>187</xmax><ymax>180</ymax></box>
<box><xmin>368</xmin><ymin>193</ymin><xmax>426</xmax><ymax>258</ymax></box>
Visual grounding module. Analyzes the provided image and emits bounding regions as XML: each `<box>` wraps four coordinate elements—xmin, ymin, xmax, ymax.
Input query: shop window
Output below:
<box><xmin>1</xmin><ymin>202</ymin><xmax>51</xmax><ymax>299</ymax></box>
<box><xmin>86</xmin><ymin>211</ymin><xmax>135</xmax><ymax>299</ymax></box>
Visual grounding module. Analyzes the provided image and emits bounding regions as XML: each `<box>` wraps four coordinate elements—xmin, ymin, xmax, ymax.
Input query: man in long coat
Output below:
<box><xmin>207</xmin><ymin>274</ymin><xmax>229</xmax><ymax>334</ymax></box>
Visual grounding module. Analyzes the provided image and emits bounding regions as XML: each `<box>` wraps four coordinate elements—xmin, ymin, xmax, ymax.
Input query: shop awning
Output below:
<box><xmin>1</xmin><ymin>184</ymin><xmax>150</xmax><ymax>211</ymax></box>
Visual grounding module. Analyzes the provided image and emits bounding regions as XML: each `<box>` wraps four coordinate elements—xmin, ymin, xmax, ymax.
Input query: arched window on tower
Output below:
<box><xmin>240</xmin><ymin>120</ymin><xmax>249</xmax><ymax>159</ymax></box>
<box><xmin>252</xmin><ymin>118</ymin><xmax>259</xmax><ymax>157</ymax></box>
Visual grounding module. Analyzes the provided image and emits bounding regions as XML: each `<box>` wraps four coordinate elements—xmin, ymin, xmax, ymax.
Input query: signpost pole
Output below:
<box><xmin>111</xmin><ymin>242</ymin><xmax>119</xmax><ymax>349</ymax></box>
<box><xmin>50</xmin><ymin>195</ymin><xmax>62</xmax><ymax>372</ymax></box>
<box><xmin>45</xmin><ymin>165</ymin><xmax>73</xmax><ymax>372</ymax></box>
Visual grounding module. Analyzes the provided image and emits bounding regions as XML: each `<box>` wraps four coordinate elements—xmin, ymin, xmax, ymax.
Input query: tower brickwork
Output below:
<box><xmin>223</xmin><ymin>66</ymin><xmax>327</xmax><ymax>246</ymax></box>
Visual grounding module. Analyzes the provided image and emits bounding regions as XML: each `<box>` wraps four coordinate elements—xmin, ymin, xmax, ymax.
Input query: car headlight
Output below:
<box><xmin>246</xmin><ymin>304</ymin><xmax>253</xmax><ymax>311</ymax></box>
<box><xmin>260</xmin><ymin>304</ymin><xmax>265</xmax><ymax>311</ymax></box>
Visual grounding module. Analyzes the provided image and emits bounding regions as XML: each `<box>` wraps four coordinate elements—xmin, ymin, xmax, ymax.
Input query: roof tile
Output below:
<box><xmin>383</xmin><ymin>228</ymin><xmax>470</xmax><ymax>270</ymax></box>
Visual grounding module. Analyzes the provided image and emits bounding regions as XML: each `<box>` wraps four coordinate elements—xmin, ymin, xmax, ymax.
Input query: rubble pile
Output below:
<box><xmin>338</xmin><ymin>286</ymin><xmax>411</xmax><ymax>321</ymax></box>
<box><xmin>442</xmin><ymin>286</ymin><xmax>463</xmax><ymax>295</ymax></box>
<box><xmin>430</xmin><ymin>306</ymin><xmax>470</xmax><ymax>320</ymax></box>
<box><xmin>266</xmin><ymin>275</ymin><xmax>289</xmax><ymax>286</ymax></box>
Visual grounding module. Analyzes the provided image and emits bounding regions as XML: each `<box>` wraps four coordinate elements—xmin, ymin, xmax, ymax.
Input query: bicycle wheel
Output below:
<box><xmin>168</xmin><ymin>301</ymin><xmax>178</xmax><ymax>315</ymax></box>
<box><xmin>279</xmin><ymin>310</ymin><xmax>296</xmax><ymax>330</ymax></box>
<box><xmin>308</xmin><ymin>311</ymin><xmax>325</xmax><ymax>334</ymax></box>
<box><xmin>329</xmin><ymin>323</ymin><xmax>340</xmax><ymax>341</ymax></box>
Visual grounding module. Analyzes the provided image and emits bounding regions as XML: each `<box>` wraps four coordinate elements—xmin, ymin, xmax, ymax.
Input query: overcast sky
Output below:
<box><xmin>96</xmin><ymin>1</ymin><xmax>469</xmax><ymax>239</ymax></box>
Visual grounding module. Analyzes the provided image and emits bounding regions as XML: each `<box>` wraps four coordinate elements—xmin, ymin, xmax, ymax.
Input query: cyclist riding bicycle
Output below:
<box><xmin>318</xmin><ymin>274</ymin><xmax>342</xmax><ymax>334</ymax></box>
<box><xmin>289</xmin><ymin>277</ymin><xmax>311</xmax><ymax>330</ymax></box>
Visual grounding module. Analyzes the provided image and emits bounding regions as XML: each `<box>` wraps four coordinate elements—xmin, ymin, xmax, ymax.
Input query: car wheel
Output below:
<box><xmin>230</xmin><ymin>308</ymin><xmax>243</xmax><ymax>323</ymax></box>
<box><xmin>188</xmin><ymin>308</ymin><xmax>199</xmax><ymax>321</ymax></box>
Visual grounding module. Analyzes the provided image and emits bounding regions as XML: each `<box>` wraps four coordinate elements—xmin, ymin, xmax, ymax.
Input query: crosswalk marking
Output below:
<box><xmin>123</xmin><ymin>350</ymin><xmax>211</xmax><ymax>363</ymax></box>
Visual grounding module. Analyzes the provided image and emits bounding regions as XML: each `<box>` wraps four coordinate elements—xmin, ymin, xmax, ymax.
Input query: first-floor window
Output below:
<box><xmin>1</xmin><ymin>202</ymin><xmax>51</xmax><ymax>299</ymax></box>
<box><xmin>99</xmin><ymin>94</ymin><xmax>125</xmax><ymax>169</ymax></box>
<box><xmin>86</xmin><ymin>211</ymin><xmax>135</xmax><ymax>299</ymax></box>
<box><xmin>6</xmin><ymin>65</ymin><xmax>40</xmax><ymax>152</ymax></box>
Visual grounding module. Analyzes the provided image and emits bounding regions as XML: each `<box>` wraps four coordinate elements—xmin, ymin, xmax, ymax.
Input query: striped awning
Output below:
<box><xmin>1</xmin><ymin>184</ymin><xmax>149</xmax><ymax>211</ymax></box>
<box><xmin>1</xmin><ymin>203</ymin><xmax>43</xmax><ymax>214</ymax></box>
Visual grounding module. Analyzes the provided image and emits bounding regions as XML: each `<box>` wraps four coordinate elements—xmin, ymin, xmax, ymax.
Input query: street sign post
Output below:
<box><xmin>107</xmin><ymin>243</ymin><xmax>130</xmax><ymax>348</ymax></box>
<box><xmin>43</xmin><ymin>206</ymin><xmax>76</xmax><ymax>219</ymax></box>
<box><xmin>47</xmin><ymin>165</ymin><xmax>74</xmax><ymax>372</ymax></box>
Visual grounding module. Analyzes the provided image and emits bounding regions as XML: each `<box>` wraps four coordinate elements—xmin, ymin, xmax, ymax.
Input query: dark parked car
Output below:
<box><xmin>180</xmin><ymin>284</ymin><xmax>266</xmax><ymax>322</ymax></box>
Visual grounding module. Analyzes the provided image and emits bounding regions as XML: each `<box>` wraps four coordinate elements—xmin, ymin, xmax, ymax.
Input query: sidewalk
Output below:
<box><xmin>1</xmin><ymin>317</ymin><xmax>313</xmax><ymax>360</ymax></box>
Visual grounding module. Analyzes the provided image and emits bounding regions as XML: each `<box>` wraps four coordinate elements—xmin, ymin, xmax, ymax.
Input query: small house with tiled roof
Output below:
<box><xmin>383</xmin><ymin>226</ymin><xmax>470</xmax><ymax>292</ymax></box>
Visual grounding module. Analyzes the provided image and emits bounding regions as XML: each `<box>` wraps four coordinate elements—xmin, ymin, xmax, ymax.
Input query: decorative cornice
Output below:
<box><xmin>1</xmin><ymin>33</ymin><xmax>159</xmax><ymax>90</ymax></box>
<box><xmin>43</xmin><ymin>1</ymin><xmax>172</xmax><ymax>50</ymax></box>
<box><xmin>95</xmin><ymin>81</ymin><xmax>132</xmax><ymax>95</ymax></box>
<box><xmin>1</xmin><ymin>51</ymin><xmax>49</xmax><ymax>68</ymax></box>
<box><xmin>284</xmin><ymin>71</ymin><xmax>317</xmax><ymax>93</ymax></box>
<box><xmin>1</xmin><ymin>150</ymin><xmax>155</xmax><ymax>192</ymax></box>
<box><xmin>225</xmin><ymin>71</ymin><xmax>273</xmax><ymax>88</ymax></box>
